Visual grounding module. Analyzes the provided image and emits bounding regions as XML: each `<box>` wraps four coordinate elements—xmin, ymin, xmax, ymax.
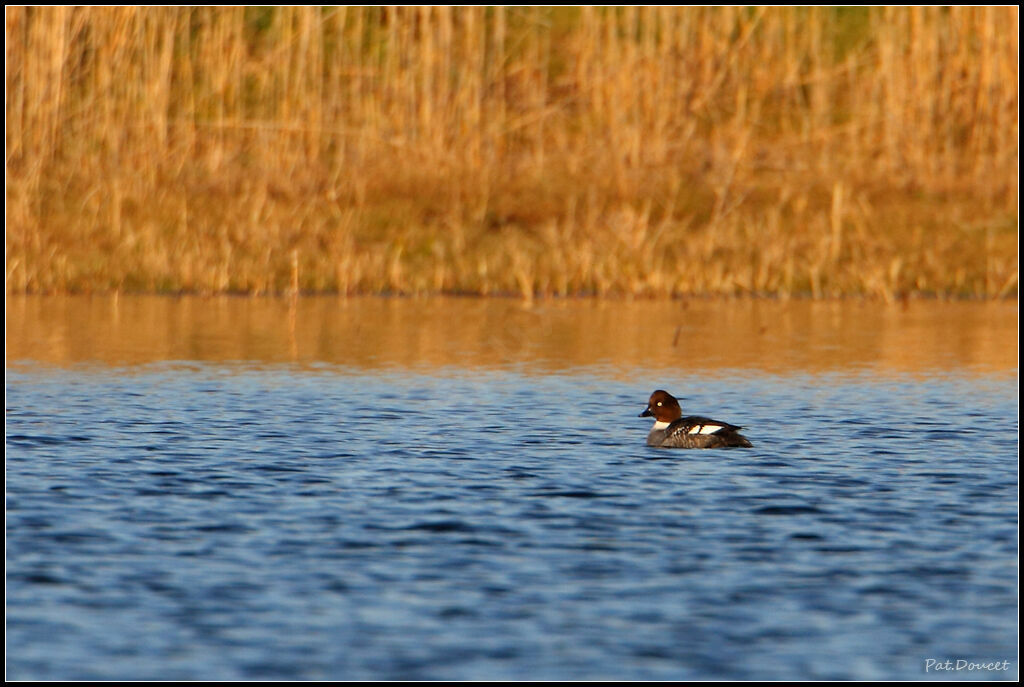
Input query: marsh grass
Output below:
<box><xmin>5</xmin><ymin>7</ymin><xmax>1018</xmax><ymax>298</ymax></box>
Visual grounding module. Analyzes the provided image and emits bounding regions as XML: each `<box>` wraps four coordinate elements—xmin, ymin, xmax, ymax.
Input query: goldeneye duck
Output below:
<box><xmin>639</xmin><ymin>389</ymin><xmax>753</xmax><ymax>449</ymax></box>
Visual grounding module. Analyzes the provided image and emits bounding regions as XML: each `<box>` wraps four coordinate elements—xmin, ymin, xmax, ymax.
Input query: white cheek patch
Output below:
<box><xmin>689</xmin><ymin>424</ymin><xmax>724</xmax><ymax>435</ymax></box>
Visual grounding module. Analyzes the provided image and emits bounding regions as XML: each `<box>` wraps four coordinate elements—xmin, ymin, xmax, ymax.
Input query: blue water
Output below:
<box><xmin>6</xmin><ymin>364</ymin><xmax>1018</xmax><ymax>680</ymax></box>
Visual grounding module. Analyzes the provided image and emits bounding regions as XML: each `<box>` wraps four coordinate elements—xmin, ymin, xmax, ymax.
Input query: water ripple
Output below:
<box><xmin>5</xmin><ymin>366</ymin><xmax>1018</xmax><ymax>681</ymax></box>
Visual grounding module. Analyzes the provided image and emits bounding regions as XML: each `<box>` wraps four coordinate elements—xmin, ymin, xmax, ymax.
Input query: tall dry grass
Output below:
<box><xmin>5</xmin><ymin>6</ymin><xmax>1019</xmax><ymax>298</ymax></box>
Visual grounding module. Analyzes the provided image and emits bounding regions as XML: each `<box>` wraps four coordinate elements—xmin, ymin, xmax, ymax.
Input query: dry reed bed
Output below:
<box><xmin>5</xmin><ymin>6</ymin><xmax>1019</xmax><ymax>298</ymax></box>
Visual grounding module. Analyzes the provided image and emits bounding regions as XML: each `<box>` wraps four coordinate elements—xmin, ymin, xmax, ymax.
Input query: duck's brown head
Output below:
<box><xmin>639</xmin><ymin>390</ymin><xmax>682</xmax><ymax>423</ymax></box>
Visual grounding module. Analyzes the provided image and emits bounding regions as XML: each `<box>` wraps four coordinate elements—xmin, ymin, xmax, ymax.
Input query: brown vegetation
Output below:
<box><xmin>5</xmin><ymin>7</ymin><xmax>1018</xmax><ymax>298</ymax></box>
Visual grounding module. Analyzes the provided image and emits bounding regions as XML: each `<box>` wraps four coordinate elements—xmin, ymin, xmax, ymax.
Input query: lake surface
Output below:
<box><xmin>6</xmin><ymin>296</ymin><xmax>1019</xmax><ymax>680</ymax></box>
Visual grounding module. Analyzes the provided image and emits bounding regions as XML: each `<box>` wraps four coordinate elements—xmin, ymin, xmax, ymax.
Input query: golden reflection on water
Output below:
<box><xmin>5</xmin><ymin>295</ymin><xmax>1018</xmax><ymax>377</ymax></box>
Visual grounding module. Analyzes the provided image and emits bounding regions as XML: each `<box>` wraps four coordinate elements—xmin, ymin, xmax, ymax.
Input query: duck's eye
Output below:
<box><xmin>657</xmin><ymin>401</ymin><xmax>663</xmax><ymax>406</ymax></box>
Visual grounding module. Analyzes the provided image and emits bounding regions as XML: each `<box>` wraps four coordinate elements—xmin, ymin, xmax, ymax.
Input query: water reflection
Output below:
<box><xmin>5</xmin><ymin>295</ymin><xmax>1018</xmax><ymax>376</ymax></box>
<box><xmin>6</xmin><ymin>295</ymin><xmax>1018</xmax><ymax>680</ymax></box>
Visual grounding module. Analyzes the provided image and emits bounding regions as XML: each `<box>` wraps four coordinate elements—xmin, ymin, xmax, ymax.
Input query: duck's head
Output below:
<box><xmin>639</xmin><ymin>389</ymin><xmax>682</xmax><ymax>423</ymax></box>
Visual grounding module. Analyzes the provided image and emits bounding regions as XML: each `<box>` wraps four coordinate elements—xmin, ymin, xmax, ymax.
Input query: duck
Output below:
<box><xmin>639</xmin><ymin>389</ymin><xmax>752</xmax><ymax>448</ymax></box>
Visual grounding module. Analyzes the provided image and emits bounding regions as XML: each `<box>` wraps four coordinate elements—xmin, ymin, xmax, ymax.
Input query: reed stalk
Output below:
<box><xmin>5</xmin><ymin>6</ymin><xmax>1018</xmax><ymax>297</ymax></box>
